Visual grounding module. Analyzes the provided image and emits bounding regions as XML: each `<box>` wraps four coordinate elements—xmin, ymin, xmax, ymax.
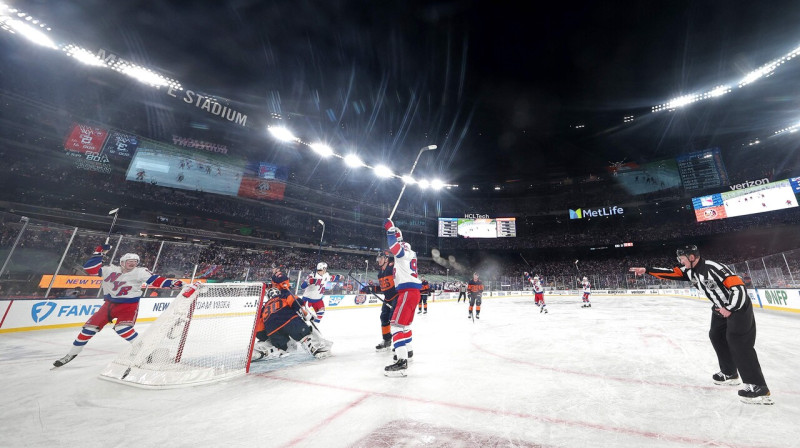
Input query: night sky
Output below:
<box><xmin>16</xmin><ymin>0</ymin><xmax>800</xmax><ymax>185</ymax></box>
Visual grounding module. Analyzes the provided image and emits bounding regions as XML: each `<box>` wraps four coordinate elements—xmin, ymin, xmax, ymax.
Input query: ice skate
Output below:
<box><xmin>423</xmin><ymin>309</ymin><xmax>427</xmax><ymax>314</ymax></box>
<box><xmin>375</xmin><ymin>339</ymin><xmax>392</xmax><ymax>352</ymax></box>
<box><xmin>384</xmin><ymin>358</ymin><xmax>408</xmax><ymax>377</ymax></box>
<box><xmin>712</xmin><ymin>371</ymin><xmax>741</xmax><ymax>386</ymax></box>
<box><xmin>52</xmin><ymin>354</ymin><xmax>77</xmax><ymax>368</ymax></box>
<box><xmin>738</xmin><ymin>384</ymin><xmax>773</xmax><ymax>405</ymax></box>
<box><xmin>417</xmin><ymin>309</ymin><xmax>422</xmax><ymax>314</ymax></box>
<box><xmin>393</xmin><ymin>350</ymin><xmax>413</xmax><ymax>362</ymax></box>
<box><xmin>476</xmin><ymin>313</ymin><xmax>480</xmax><ymax>319</ymax></box>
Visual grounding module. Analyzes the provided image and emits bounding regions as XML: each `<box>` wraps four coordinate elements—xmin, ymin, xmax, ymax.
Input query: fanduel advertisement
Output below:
<box><xmin>569</xmin><ymin>206</ymin><xmax>624</xmax><ymax>220</ymax></box>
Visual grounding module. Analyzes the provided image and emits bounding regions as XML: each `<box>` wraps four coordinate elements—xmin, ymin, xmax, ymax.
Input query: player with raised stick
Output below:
<box><xmin>467</xmin><ymin>272</ymin><xmax>484</xmax><ymax>320</ymax></box>
<box><xmin>382</xmin><ymin>218</ymin><xmax>421</xmax><ymax>377</ymax></box>
<box><xmin>374</xmin><ymin>250</ymin><xmax>397</xmax><ymax>352</ymax></box>
<box><xmin>630</xmin><ymin>245</ymin><xmax>772</xmax><ymax>405</ymax></box>
<box><xmin>52</xmin><ymin>244</ymin><xmax>183</xmax><ymax>368</ymax></box>
<box><xmin>579</xmin><ymin>276</ymin><xmax>592</xmax><ymax>308</ymax></box>
<box><xmin>524</xmin><ymin>272</ymin><xmax>548</xmax><ymax>313</ymax></box>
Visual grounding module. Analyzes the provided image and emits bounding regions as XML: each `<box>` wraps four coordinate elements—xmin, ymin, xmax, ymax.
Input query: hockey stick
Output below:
<box><xmin>105</xmin><ymin>208</ymin><xmax>120</xmax><ymax>245</ymax></box>
<box><xmin>389</xmin><ymin>145</ymin><xmax>437</xmax><ymax>220</ymax></box>
<box><xmin>574</xmin><ymin>259</ymin><xmax>580</xmax><ymax>273</ymax></box>
<box><xmin>316</xmin><ymin>219</ymin><xmax>325</xmax><ymax>262</ymax></box>
<box><xmin>519</xmin><ymin>253</ymin><xmax>532</xmax><ymax>268</ymax></box>
<box><xmin>346</xmin><ymin>268</ymin><xmax>390</xmax><ymax>305</ymax></box>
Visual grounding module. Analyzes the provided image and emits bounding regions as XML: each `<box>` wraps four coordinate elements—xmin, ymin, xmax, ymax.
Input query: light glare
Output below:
<box><xmin>344</xmin><ymin>154</ymin><xmax>363</xmax><ymax>168</ymax></box>
<box><xmin>4</xmin><ymin>18</ymin><xmax>57</xmax><ymax>48</ymax></box>
<box><xmin>268</xmin><ymin>126</ymin><xmax>297</xmax><ymax>142</ymax></box>
<box><xmin>310</xmin><ymin>143</ymin><xmax>333</xmax><ymax>157</ymax></box>
<box><xmin>374</xmin><ymin>165</ymin><xmax>393</xmax><ymax>178</ymax></box>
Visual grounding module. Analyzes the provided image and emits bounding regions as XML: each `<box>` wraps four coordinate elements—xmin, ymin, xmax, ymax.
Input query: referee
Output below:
<box><xmin>630</xmin><ymin>245</ymin><xmax>772</xmax><ymax>405</ymax></box>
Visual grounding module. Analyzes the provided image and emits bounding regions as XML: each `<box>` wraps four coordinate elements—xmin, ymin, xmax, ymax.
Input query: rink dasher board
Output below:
<box><xmin>2</xmin><ymin>288</ymin><xmax>797</xmax><ymax>333</ymax></box>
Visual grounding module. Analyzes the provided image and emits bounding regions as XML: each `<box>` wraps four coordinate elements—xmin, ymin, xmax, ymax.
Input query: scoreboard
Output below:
<box><xmin>676</xmin><ymin>148</ymin><xmax>729</xmax><ymax>191</ymax></box>
<box><xmin>437</xmin><ymin>217</ymin><xmax>516</xmax><ymax>238</ymax></box>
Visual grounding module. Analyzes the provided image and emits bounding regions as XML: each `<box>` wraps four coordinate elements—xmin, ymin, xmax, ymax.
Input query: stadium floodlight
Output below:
<box><xmin>64</xmin><ymin>45</ymin><xmax>105</xmax><ymax>67</ymax></box>
<box><xmin>119</xmin><ymin>64</ymin><xmax>170</xmax><ymax>87</ymax></box>
<box><xmin>268</xmin><ymin>126</ymin><xmax>297</xmax><ymax>142</ymax></box>
<box><xmin>309</xmin><ymin>143</ymin><xmax>333</xmax><ymax>157</ymax></box>
<box><xmin>418</xmin><ymin>179</ymin><xmax>430</xmax><ymax>189</ymax></box>
<box><xmin>709</xmin><ymin>85</ymin><xmax>730</xmax><ymax>97</ymax></box>
<box><xmin>344</xmin><ymin>154</ymin><xmax>364</xmax><ymax>168</ymax></box>
<box><xmin>374</xmin><ymin>165</ymin><xmax>393</xmax><ymax>178</ymax></box>
<box><xmin>431</xmin><ymin>179</ymin><xmax>445</xmax><ymax>190</ymax></box>
<box><xmin>3</xmin><ymin>17</ymin><xmax>57</xmax><ymax>49</ymax></box>
<box><xmin>401</xmin><ymin>175</ymin><xmax>417</xmax><ymax>185</ymax></box>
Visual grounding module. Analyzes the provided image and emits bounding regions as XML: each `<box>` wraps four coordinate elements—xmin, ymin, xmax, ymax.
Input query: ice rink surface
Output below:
<box><xmin>2</xmin><ymin>294</ymin><xmax>798</xmax><ymax>448</ymax></box>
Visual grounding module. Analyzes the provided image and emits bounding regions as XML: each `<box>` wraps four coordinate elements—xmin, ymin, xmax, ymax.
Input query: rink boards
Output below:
<box><xmin>1</xmin><ymin>287</ymin><xmax>798</xmax><ymax>333</ymax></box>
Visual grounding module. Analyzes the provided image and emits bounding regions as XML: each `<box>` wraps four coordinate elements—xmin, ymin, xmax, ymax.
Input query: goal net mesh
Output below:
<box><xmin>99</xmin><ymin>282</ymin><xmax>266</xmax><ymax>389</ymax></box>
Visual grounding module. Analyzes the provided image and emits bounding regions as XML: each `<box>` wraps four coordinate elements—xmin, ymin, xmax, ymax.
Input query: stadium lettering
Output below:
<box><xmin>167</xmin><ymin>87</ymin><xmax>248</xmax><ymax>127</ymax></box>
<box><xmin>464</xmin><ymin>214</ymin><xmax>490</xmax><ymax>219</ymax></box>
<box><xmin>729</xmin><ymin>178</ymin><xmax>769</xmax><ymax>190</ymax></box>
<box><xmin>571</xmin><ymin>206</ymin><xmax>624</xmax><ymax>219</ymax></box>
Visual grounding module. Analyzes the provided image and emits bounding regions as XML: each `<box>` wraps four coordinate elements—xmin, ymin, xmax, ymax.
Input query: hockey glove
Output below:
<box><xmin>383</xmin><ymin>218</ymin><xmax>395</xmax><ymax>232</ymax></box>
<box><xmin>171</xmin><ymin>280</ymin><xmax>184</xmax><ymax>289</ymax></box>
<box><xmin>302</xmin><ymin>306</ymin><xmax>316</xmax><ymax>322</ymax></box>
<box><xmin>93</xmin><ymin>244</ymin><xmax>112</xmax><ymax>255</ymax></box>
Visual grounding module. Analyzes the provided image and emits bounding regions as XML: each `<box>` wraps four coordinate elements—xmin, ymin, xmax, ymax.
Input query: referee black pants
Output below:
<box><xmin>708</xmin><ymin>300</ymin><xmax>767</xmax><ymax>387</ymax></box>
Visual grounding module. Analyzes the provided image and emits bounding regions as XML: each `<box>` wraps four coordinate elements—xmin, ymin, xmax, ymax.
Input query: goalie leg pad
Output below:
<box><xmin>251</xmin><ymin>340</ymin><xmax>288</xmax><ymax>361</ymax></box>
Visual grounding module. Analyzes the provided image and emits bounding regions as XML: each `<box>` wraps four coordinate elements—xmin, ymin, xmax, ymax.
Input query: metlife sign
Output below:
<box><xmin>569</xmin><ymin>206</ymin><xmax>624</xmax><ymax>219</ymax></box>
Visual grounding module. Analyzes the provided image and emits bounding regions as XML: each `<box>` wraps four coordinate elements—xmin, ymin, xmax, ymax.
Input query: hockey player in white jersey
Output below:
<box><xmin>524</xmin><ymin>272</ymin><xmax>548</xmax><ymax>313</ymax></box>
<box><xmin>383</xmin><ymin>218</ymin><xmax>421</xmax><ymax>377</ymax></box>
<box><xmin>580</xmin><ymin>276</ymin><xmax>592</xmax><ymax>308</ymax></box>
<box><xmin>53</xmin><ymin>245</ymin><xmax>183</xmax><ymax>368</ymax></box>
<box><xmin>300</xmin><ymin>262</ymin><xmax>330</xmax><ymax>323</ymax></box>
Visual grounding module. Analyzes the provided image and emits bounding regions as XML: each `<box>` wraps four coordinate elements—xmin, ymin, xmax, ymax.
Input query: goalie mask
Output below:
<box><xmin>266</xmin><ymin>288</ymin><xmax>281</xmax><ymax>299</ymax></box>
<box><xmin>120</xmin><ymin>253</ymin><xmax>140</xmax><ymax>264</ymax></box>
<box><xmin>316</xmin><ymin>262</ymin><xmax>328</xmax><ymax>272</ymax></box>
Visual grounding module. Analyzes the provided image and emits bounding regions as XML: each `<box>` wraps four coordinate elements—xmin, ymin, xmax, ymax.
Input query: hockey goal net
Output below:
<box><xmin>100</xmin><ymin>282</ymin><xmax>266</xmax><ymax>389</ymax></box>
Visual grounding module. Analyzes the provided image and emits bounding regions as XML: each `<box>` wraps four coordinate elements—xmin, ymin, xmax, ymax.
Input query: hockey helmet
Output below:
<box><xmin>120</xmin><ymin>253</ymin><xmax>140</xmax><ymax>264</ymax></box>
<box><xmin>582</xmin><ymin>276</ymin><xmax>588</xmax><ymax>282</ymax></box>
<box><xmin>533</xmin><ymin>275</ymin><xmax>539</xmax><ymax>281</ymax></box>
<box><xmin>266</xmin><ymin>288</ymin><xmax>281</xmax><ymax>299</ymax></box>
<box><xmin>316</xmin><ymin>262</ymin><xmax>328</xmax><ymax>271</ymax></box>
<box><xmin>676</xmin><ymin>245</ymin><xmax>699</xmax><ymax>259</ymax></box>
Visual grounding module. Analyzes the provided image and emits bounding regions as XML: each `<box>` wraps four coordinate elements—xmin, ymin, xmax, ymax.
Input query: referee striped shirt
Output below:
<box><xmin>645</xmin><ymin>258</ymin><xmax>748</xmax><ymax>311</ymax></box>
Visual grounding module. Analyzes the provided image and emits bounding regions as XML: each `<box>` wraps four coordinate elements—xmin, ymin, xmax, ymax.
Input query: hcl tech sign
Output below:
<box><xmin>569</xmin><ymin>206</ymin><xmax>625</xmax><ymax>220</ymax></box>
